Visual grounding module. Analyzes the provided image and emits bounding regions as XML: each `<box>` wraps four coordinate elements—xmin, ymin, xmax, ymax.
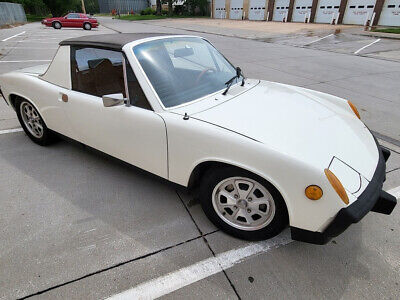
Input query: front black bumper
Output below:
<box><xmin>291</xmin><ymin>145</ymin><xmax>397</xmax><ymax>245</ymax></box>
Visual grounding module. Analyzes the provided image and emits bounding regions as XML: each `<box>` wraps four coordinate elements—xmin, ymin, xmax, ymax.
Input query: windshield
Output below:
<box><xmin>133</xmin><ymin>37</ymin><xmax>239</xmax><ymax>108</ymax></box>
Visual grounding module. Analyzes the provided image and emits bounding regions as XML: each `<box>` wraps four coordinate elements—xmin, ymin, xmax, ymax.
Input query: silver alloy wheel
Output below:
<box><xmin>212</xmin><ymin>177</ymin><xmax>276</xmax><ymax>231</ymax></box>
<box><xmin>84</xmin><ymin>23</ymin><xmax>91</xmax><ymax>30</ymax></box>
<box><xmin>54</xmin><ymin>22</ymin><xmax>61</xmax><ymax>29</ymax></box>
<box><xmin>20</xmin><ymin>101</ymin><xmax>44</xmax><ymax>138</ymax></box>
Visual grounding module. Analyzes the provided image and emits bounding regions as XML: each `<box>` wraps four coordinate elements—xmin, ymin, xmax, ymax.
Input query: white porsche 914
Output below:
<box><xmin>0</xmin><ymin>34</ymin><xmax>396</xmax><ymax>244</ymax></box>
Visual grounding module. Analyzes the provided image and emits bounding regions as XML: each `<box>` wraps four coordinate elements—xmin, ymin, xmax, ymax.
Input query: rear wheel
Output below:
<box><xmin>53</xmin><ymin>21</ymin><xmax>61</xmax><ymax>29</ymax></box>
<box><xmin>16</xmin><ymin>98</ymin><xmax>56</xmax><ymax>146</ymax></box>
<box><xmin>200</xmin><ymin>167</ymin><xmax>288</xmax><ymax>240</ymax></box>
<box><xmin>83</xmin><ymin>23</ymin><xmax>92</xmax><ymax>30</ymax></box>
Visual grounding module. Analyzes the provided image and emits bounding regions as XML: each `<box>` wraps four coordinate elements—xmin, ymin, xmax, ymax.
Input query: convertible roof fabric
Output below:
<box><xmin>59</xmin><ymin>33</ymin><xmax>174</xmax><ymax>50</ymax></box>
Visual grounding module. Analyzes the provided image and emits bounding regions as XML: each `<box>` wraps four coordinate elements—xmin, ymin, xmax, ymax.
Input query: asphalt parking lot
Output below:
<box><xmin>1</xmin><ymin>19</ymin><xmax>400</xmax><ymax>299</ymax></box>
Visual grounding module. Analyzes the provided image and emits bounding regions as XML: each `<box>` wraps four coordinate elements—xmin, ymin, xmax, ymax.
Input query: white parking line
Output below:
<box><xmin>13</xmin><ymin>41</ymin><xmax>57</xmax><ymax>44</ymax></box>
<box><xmin>107</xmin><ymin>232</ymin><xmax>291</xmax><ymax>300</ymax></box>
<box><xmin>1</xmin><ymin>31</ymin><xmax>26</xmax><ymax>42</ymax></box>
<box><xmin>304</xmin><ymin>34</ymin><xmax>334</xmax><ymax>46</ymax></box>
<box><xmin>0</xmin><ymin>128</ymin><xmax>23</xmax><ymax>135</ymax></box>
<box><xmin>1</xmin><ymin>47</ymin><xmax>58</xmax><ymax>50</ymax></box>
<box><xmin>0</xmin><ymin>60</ymin><xmax>51</xmax><ymax>63</ymax></box>
<box><xmin>107</xmin><ymin>184</ymin><xmax>400</xmax><ymax>300</ymax></box>
<box><xmin>354</xmin><ymin>39</ymin><xmax>381</xmax><ymax>55</ymax></box>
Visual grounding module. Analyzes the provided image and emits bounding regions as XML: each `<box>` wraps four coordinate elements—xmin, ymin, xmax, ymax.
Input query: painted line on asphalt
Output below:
<box><xmin>354</xmin><ymin>38</ymin><xmax>381</xmax><ymax>55</ymax></box>
<box><xmin>107</xmin><ymin>232</ymin><xmax>292</xmax><ymax>300</ymax></box>
<box><xmin>0</xmin><ymin>60</ymin><xmax>51</xmax><ymax>63</ymax></box>
<box><xmin>0</xmin><ymin>128</ymin><xmax>23</xmax><ymax>135</ymax></box>
<box><xmin>13</xmin><ymin>41</ymin><xmax>57</xmax><ymax>44</ymax></box>
<box><xmin>106</xmin><ymin>185</ymin><xmax>400</xmax><ymax>300</ymax></box>
<box><xmin>304</xmin><ymin>34</ymin><xmax>334</xmax><ymax>46</ymax></box>
<box><xmin>1</xmin><ymin>47</ymin><xmax>58</xmax><ymax>50</ymax></box>
<box><xmin>1</xmin><ymin>31</ymin><xmax>26</xmax><ymax>42</ymax></box>
<box><xmin>388</xmin><ymin>185</ymin><xmax>400</xmax><ymax>199</ymax></box>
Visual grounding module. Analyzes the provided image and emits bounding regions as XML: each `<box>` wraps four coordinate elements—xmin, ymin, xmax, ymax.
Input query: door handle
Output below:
<box><xmin>60</xmin><ymin>93</ymin><xmax>68</xmax><ymax>103</ymax></box>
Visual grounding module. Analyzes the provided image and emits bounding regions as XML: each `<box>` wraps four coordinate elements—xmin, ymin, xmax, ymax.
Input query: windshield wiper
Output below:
<box><xmin>222</xmin><ymin>67</ymin><xmax>245</xmax><ymax>95</ymax></box>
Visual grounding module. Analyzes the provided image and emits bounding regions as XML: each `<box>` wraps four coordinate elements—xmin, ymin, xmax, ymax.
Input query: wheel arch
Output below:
<box><xmin>52</xmin><ymin>21</ymin><xmax>61</xmax><ymax>27</ymax></box>
<box><xmin>9</xmin><ymin>93</ymin><xmax>48</xmax><ymax>125</ymax></box>
<box><xmin>187</xmin><ymin>159</ymin><xmax>292</xmax><ymax>223</ymax></box>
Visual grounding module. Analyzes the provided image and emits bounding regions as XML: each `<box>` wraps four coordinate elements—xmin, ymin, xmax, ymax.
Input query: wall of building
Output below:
<box><xmin>98</xmin><ymin>0</ymin><xmax>149</xmax><ymax>14</ymax></box>
<box><xmin>211</xmin><ymin>0</ymin><xmax>400</xmax><ymax>26</ymax></box>
<box><xmin>0</xmin><ymin>2</ymin><xmax>26</xmax><ymax>26</ymax></box>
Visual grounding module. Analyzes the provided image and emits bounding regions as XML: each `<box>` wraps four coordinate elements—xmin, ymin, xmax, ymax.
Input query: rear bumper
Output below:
<box><xmin>291</xmin><ymin>144</ymin><xmax>397</xmax><ymax>245</ymax></box>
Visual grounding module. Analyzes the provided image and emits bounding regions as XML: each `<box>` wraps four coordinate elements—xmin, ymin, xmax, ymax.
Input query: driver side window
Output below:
<box><xmin>67</xmin><ymin>13</ymin><xmax>79</xmax><ymax>19</ymax></box>
<box><xmin>70</xmin><ymin>46</ymin><xmax>152</xmax><ymax>110</ymax></box>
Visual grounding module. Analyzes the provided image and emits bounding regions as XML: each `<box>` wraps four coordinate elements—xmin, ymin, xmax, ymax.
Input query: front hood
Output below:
<box><xmin>192</xmin><ymin>80</ymin><xmax>378</xmax><ymax>181</ymax></box>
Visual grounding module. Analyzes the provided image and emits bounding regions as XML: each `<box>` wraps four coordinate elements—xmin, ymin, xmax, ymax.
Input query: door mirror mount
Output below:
<box><xmin>102</xmin><ymin>93</ymin><xmax>126</xmax><ymax>107</ymax></box>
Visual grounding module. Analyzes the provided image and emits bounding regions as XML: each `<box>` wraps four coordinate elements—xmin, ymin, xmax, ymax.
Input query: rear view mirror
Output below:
<box><xmin>102</xmin><ymin>93</ymin><xmax>126</xmax><ymax>107</ymax></box>
<box><xmin>174</xmin><ymin>46</ymin><xmax>194</xmax><ymax>58</ymax></box>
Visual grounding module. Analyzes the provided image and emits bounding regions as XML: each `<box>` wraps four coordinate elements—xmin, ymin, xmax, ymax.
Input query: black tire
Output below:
<box><xmin>83</xmin><ymin>23</ymin><xmax>92</xmax><ymax>30</ymax></box>
<box><xmin>199</xmin><ymin>166</ymin><xmax>289</xmax><ymax>241</ymax></box>
<box><xmin>15</xmin><ymin>98</ymin><xmax>56</xmax><ymax>146</ymax></box>
<box><xmin>53</xmin><ymin>21</ymin><xmax>61</xmax><ymax>29</ymax></box>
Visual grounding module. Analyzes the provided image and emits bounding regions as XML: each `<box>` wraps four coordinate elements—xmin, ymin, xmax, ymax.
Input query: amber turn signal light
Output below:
<box><xmin>324</xmin><ymin>169</ymin><xmax>349</xmax><ymax>205</ymax></box>
<box><xmin>305</xmin><ymin>185</ymin><xmax>323</xmax><ymax>200</ymax></box>
<box><xmin>348</xmin><ymin>100</ymin><xmax>360</xmax><ymax>119</ymax></box>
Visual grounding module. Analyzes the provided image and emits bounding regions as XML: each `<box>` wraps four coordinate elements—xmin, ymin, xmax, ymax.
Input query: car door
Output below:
<box><xmin>59</xmin><ymin>46</ymin><xmax>168</xmax><ymax>178</ymax></box>
<box><xmin>64</xmin><ymin>13</ymin><xmax>79</xmax><ymax>27</ymax></box>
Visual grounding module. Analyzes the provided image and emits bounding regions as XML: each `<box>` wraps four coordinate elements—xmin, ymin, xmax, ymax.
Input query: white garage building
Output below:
<box><xmin>211</xmin><ymin>0</ymin><xmax>400</xmax><ymax>26</ymax></box>
<box><xmin>292</xmin><ymin>0</ymin><xmax>313</xmax><ymax>22</ymax></box>
<box><xmin>314</xmin><ymin>0</ymin><xmax>341</xmax><ymax>23</ymax></box>
<box><xmin>249</xmin><ymin>0</ymin><xmax>267</xmax><ymax>20</ymax></box>
<box><xmin>342</xmin><ymin>0</ymin><xmax>376</xmax><ymax>25</ymax></box>
<box><xmin>273</xmin><ymin>0</ymin><xmax>289</xmax><ymax>21</ymax></box>
<box><xmin>378</xmin><ymin>0</ymin><xmax>400</xmax><ymax>26</ymax></box>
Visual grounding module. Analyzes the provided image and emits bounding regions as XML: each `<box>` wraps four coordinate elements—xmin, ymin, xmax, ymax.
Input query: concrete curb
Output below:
<box><xmin>357</xmin><ymin>31</ymin><xmax>400</xmax><ymax>40</ymax></box>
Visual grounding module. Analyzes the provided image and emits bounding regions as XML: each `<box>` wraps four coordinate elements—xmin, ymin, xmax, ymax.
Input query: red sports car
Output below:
<box><xmin>42</xmin><ymin>13</ymin><xmax>99</xmax><ymax>30</ymax></box>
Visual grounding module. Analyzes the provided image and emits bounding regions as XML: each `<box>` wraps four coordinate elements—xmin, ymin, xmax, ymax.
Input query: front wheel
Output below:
<box><xmin>16</xmin><ymin>98</ymin><xmax>56</xmax><ymax>146</ymax></box>
<box><xmin>53</xmin><ymin>21</ymin><xmax>61</xmax><ymax>29</ymax></box>
<box><xmin>200</xmin><ymin>167</ymin><xmax>288</xmax><ymax>240</ymax></box>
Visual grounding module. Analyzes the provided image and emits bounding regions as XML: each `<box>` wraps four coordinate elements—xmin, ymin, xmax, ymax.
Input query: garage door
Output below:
<box><xmin>343</xmin><ymin>0</ymin><xmax>377</xmax><ymax>25</ymax></box>
<box><xmin>315</xmin><ymin>0</ymin><xmax>340</xmax><ymax>23</ymax></box>
<box><xmin>249</xmin><ymin>0</ymin><xmax>266</xmax><ymax>20</ymax></box>
<box><xmin>378</xmin><ymin>0</ymin><xmax>400</xmax><ymax>26</ymax></box>
<box><xmin>273</xmin><ymin>0</ymin><xmax>290</xmax><ymax>21</ymax></box>
<box><xmin>292</xmin><ymin>0</ymin><xmax>313</xmax><ymax>22</ymax></box>
<box><xmin>230</xmin><ymin>0</ymin><xmax>243</xmax><ymax>19</ymax></box>
<box><xmin>214</xmin><ymin>0</ymin><xmax>226</xmax><ymax>18</ymax></box>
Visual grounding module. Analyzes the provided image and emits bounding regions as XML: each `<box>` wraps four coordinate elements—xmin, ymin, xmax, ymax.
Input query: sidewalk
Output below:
<box><xmin>140</xmin><ymin>18</ymin><xmax>358</xmax><ymax>40</ymax></box>
<box><xmin>357</xmin><ymin>30</ymin><xmax>400</xmax><ymax>40</ymax></box>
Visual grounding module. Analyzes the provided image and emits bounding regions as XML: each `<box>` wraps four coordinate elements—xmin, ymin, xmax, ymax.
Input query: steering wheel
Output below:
<box><xmin>195</xmin><ymin>68</ymin><xmax>216</xmax><ymax>85</ymax></box>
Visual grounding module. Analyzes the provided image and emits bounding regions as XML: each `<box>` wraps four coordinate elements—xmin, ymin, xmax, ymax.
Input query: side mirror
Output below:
<box><xmin>102</xmin><ymin>93</ymin><xmax>126</xmax><ymax>107</ymax></box>
<box><xmin>236</xmin><ymin>67</ymin><xmax>241</xmax><ymax>77</ymax></box>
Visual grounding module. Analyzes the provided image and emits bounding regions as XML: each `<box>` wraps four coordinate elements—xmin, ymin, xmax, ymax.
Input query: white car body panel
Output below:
<box><xmin>62</xmin><ymin>89</ymin><xmax>168</xmax><ymax>179</ymax></box>
<box><xmin>41</xmin><ymin>45</ymin><xmax>71</xmax><ymax>89</ymax></box>
<box><xmin>0</xmin><ymin>35</ymin><xmax>381</xmax><ymax>233</ymax></box>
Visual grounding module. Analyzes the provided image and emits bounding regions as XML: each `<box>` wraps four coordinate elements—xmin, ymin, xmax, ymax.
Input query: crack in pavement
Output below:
<box><xmin>17</xmin><ymin>230</ymin><xmax>218</xmax><ymax>300</ymax></box>
<box><xmin>175</xmin><ymin>190</ymin><xmax>241</xmax><ymax>299</ymax></box>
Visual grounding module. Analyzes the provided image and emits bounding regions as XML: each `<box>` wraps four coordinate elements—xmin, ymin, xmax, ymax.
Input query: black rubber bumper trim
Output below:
<box><xmin>381</xmin><ymin>147</ymin><xmax>391</xmax><ymax>162</ymax></box>
<box><xmin>291</xmin><ymin>143</ymin><xmax>397</xmax><ymax>245</ymax></box>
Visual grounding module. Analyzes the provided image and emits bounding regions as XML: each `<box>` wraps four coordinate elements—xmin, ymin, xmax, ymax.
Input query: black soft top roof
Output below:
<box><xmin>59</xmin><ymin>33</ymin><xmax>175</xmax><ymax>50</ymax></box>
